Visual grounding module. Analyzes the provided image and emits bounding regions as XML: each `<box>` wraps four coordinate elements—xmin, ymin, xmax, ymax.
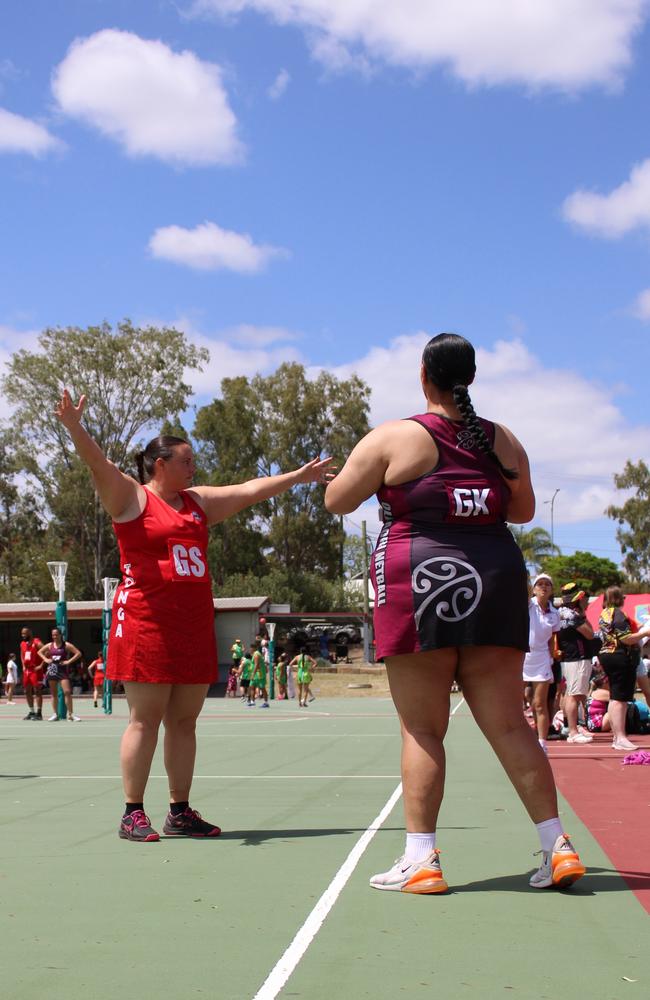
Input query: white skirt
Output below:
<box><xmin>523</xmin><ymin>649</ymin><xmax>553</xmax><ymax>683</ymax></box>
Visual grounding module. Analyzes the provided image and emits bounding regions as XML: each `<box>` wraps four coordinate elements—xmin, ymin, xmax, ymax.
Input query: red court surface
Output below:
<box><xmin>548</xmin><ymin>733</ymin><xmax>650</xmax><ymax>914</ymax></box>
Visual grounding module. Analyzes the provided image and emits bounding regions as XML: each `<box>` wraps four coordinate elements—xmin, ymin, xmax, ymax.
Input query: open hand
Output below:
<box><xmin>55</xmin><ymin>389</ymin><xmax>86</xmax><ymax>428</ymax></box>
<box><xmin>295</xmin><ymin>456</ymin><xmax>336</xmax><ymax>486</ymax></box>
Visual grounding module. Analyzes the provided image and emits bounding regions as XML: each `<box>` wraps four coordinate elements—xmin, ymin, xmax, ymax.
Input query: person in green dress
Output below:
<box><xmin>290</xmin><ymin>648</ymin><xmax>317</xmax><ymax>707</ymax></box>
<box><xmin>238</xmin><ymin>653</ymin><xmax>253</xmax><ymax>702</ymax></box>
<box><xmin>249</xmin><ymin>643</ymin><xmax>269</xmax><ymax>708</ymax></box>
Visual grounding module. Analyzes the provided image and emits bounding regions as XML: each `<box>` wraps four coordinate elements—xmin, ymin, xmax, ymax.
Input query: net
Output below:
<box><xmin>266</xmin><ymin>622</ymin><xmax>277</xmax><ymax>641</ymax></box>
<box><xmin>102</xmin><ymin>577</ymin><xmax>120</xmax><ymax>609</ymax></box>
<box><xmin>47</xmin><ymin>561</ymin><xmax>68</xmax><ymax>598</ymax></box>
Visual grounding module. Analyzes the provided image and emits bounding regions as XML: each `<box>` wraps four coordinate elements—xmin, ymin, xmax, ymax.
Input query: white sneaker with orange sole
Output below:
<box><xmin>529</xmin><ymin>833</ymin><xmax>585</xmax><ymax>889</ymax></box>
<box><xmin>370</xmin><ymin>849</ymin><xmax>449</xmax><ymax>894</ymax></box>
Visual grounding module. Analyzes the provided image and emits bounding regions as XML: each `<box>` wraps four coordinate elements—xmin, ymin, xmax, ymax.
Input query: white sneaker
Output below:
<box><xmin>369</xmin><ymin>850</ymin><xmax>448</xmax><ymax>894</ymax></box>
<box><xmin>566</xmin><ymin>732</ymin><xmax>592</xmax><ymax>744</ymax></box>
<box><xmin>48</xmin><ymin>714</ymin><xmax>59</xmax><ymax>722</ymax></box>
<box><xmin>530</xmin><ymin>833</ymin><xmax>585</xmax><ymax>889</ymax></box>
<box><xmin>612</xmin><ymin>737</ymin><xmax>636</xmax><ymax>751</ymax></box>
<box><xmin>67</xmin><ymin>714</ymin><xmax>81</xmax><ymax>722</ymax></box>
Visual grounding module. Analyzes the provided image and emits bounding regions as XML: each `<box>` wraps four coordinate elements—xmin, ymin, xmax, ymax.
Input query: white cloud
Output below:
<box><xmin>631</xmin><ymin>287</ymin><xmax>650</xmax><ymax>320</ymax></box>
<box><xmin>0</xmin><ymin>107</ymin><xmax>62</xmax><ymax>156</ymax></box>
<box><xmin>148</xmin><ymin>221</ymin><xmax>289</xmax><ymax>273</ymax></box>
<box><xmin>191</xmin><ymin>0</ymin><xmax>646</xmax><ymax>90</ymax></box>
<box><xmin>222</xmin><ymin>323</ymin><xmax>300</xmax><ymax>346</ymax></box>
<box><xmin>314</xmin><ymin>332</ymin><xmax>649</xmax><ymax>526</ymax></box>
<box><xmin>563</xmin><ymin>158</ymin><xmax>650</xmax><ymax>238</ymax></box>
<box><xmin>52</xmin><ymin>28</ymin><xmax>243</xmax><ymax>166</ymax></box>
<box><xmin>268</xmin><ymin>68</ymin><xmax>290</xmax><ymax>99</ymax></box>
<box><xmin>0</xmin><ymin>325</ymin><xmax>42</xmax><ymax>419</ymax></box>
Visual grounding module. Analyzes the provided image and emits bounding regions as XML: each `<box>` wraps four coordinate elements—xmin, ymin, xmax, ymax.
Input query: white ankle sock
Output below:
<box><xmin>535</xmin><ymin>817</ymin><xmax>563</xmax><ymax>853</ymax></box>
<box><xmin>405</xmin><ymin>832</ymin><xmax>436</xmax><ymax>863</ymax></box>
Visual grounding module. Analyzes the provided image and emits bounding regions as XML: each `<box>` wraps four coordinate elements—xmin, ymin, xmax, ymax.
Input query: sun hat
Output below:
<box><xmin>561</xmin><ymin>581</ymin><xmax>586</xmax><ymax>605</ymax></box>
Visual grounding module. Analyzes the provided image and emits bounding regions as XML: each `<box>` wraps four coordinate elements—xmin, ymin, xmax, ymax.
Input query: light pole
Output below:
<box><xmin>47</xmin><ymin>561</ymin><xmax>68</xmax><ymax>719</ymax></box>
<box><xmin>544</xmin><ymin>489</ymin><xmax>560</xmax><ymax>550</ymax></box>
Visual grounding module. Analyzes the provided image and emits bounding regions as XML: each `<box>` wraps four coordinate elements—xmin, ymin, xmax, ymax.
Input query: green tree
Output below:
<box><xmin>193</xmin><ymin>363</ymin><xmax>371</xmax><ymax>593</ymax></box>
<box><xmin>218</xmin><ymin>568</ymin><xmax>361</xmax><ymax>612</ymax></box>
<box><xmin>1</xmin><ymin>321</ymin><xmax>208</xmax><ymax>596</ymax></box>
<box><xmin>606</xmin><ymin>460</ymin><xmax>650</xmax><ymax>583</ymax></box>
<box><xmin>509</xmin><ymin>525</ymin><xmax>559</xmax><ymax>571</ymax></box>
<box><xmin>540</xmin><ymin>551</ymin><xmax>623</xmax><ymax>594</ymax></box>
<box><xmin>343</xmin><ymin>533</ymin><xmax>372</xmax><ymax>578</ymax></box>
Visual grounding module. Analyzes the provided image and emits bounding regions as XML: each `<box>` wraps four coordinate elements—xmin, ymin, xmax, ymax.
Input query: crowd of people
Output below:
<box><xmin>1</xmin><ymin>625</ymin><xmax>109</xmax><ymax>721</ymax></box>
<box><xmin>524</xmin><ymin>579</ymin><xmax>650</xmax><ymax>753</ymax></box>
<box><xmin>226</xmin><ymin>636</ymin><xmax>317</xmax><ymax>708</ymax></box>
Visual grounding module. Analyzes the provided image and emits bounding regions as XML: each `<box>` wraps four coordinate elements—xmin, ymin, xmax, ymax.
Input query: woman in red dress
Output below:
<box><xmin>55</xmin><ymin>389</ymin><xmax>332</xmax><ymax>842</ymax></box>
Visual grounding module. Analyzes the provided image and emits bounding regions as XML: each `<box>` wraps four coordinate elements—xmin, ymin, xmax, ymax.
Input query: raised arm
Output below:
<box><xmin>190</xmin><ymin>457</ymin><xmax>334</xmax><ymax>525</ymax></box>
<box><xmin>55</xmin><ymin>390</ymin><xmax>143</xmax><ymax>521</ymax></box>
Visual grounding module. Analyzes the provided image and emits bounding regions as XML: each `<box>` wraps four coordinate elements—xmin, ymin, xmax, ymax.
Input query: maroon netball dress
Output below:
<box><xmin>370</xmin><ymin>413</ymin><xmax>528</xmax><ymax>659</ymax></box>
<box><xmin>106</xmin><ymin>488</ymin><xmax>218</xmax><ymax>685</ymax></box>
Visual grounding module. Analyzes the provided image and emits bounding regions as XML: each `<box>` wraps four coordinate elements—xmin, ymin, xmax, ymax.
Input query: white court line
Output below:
<box><xmin>252</xmin><ymin>782</ymin><xmax>403</xmax><ymax>1000</ymax></box>
<box><xmin>252</xmin><ymin>695</ymin><xmax>466</xmax><ymax>1000</ymax></box>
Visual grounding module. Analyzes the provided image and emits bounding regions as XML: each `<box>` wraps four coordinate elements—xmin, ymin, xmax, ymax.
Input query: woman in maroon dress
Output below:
<box><xmin>326</xmin><ymin>333</ymin><xmax>584</xmax><ymax>894</ymax></box>
<box><xmin>55</xmin><ymin>389</ymin><xmax>332</xmax><ymax>842</ymax></box>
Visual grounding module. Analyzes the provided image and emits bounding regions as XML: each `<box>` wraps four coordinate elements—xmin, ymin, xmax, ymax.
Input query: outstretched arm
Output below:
<box><xmin>190</xmin><ymin>457</ymin><xmax>334</xmax><ymax>525</ymax></box>
<box><xmin>55</xmin><ymin>390</ymin><xmax>142</xmax><ymax>521</ymax></box>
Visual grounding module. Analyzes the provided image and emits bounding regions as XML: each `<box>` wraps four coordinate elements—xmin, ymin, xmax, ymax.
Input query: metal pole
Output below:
<box><xmin>101</xmin><ymin>578</ymin><xmax>116</xmax><ymax>715</ymax></box>
<box><xmin>361</xmin><ymin>521</ymin><xmax>370</xmax><ymax>664</ymax></box>
<box><xmin>55</xmin><ymin>598</ymin><xmax>67</xmax><ymax>720</ymax></box>
<box><xmin>549</xmin><ymin>488</ymin><xmax>560</xmax><ymax>549</ymax></box>
<box><xmin>267</xmin><ymin>622</ymin><xmax>276</xmax><ymax>701</ymax></box>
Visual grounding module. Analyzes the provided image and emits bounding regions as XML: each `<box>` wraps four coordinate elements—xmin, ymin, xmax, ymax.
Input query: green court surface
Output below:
<box><xmin>1</xmin><ymin>697</ymin><xmax>646</xmax><ymax>1000</ymax></box>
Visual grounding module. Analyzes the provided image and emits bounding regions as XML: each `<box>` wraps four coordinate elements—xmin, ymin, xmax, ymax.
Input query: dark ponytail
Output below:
<box><xmin>422</xmin><ymin>333</ymin><xmax>518</xmax><ymax>482</ymax></box>
<box><xmin>136</xmin><ymin>435</ymin><xmax>188</xmax><ymax>484</ymax></box>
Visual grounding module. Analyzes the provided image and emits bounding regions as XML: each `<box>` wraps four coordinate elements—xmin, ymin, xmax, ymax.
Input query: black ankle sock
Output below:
<box><xmin>124</xmin><ymin>802</ymin><xmax>144</xmax><ymax>816</ymax></box>
<box><xmin>170</xmin><ymin>800</ymin><xmax>189</xmax><ymax>816</ymax></box>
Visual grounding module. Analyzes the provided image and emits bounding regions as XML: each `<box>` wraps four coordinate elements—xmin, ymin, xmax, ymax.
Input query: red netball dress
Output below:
<box><xmin>106</xmin><ymin>488</ymin><xmax>218</xmax><ymax>685</ymax></box>
<box><xmin>370</xmin><ymin>412</ymin><xmax>528</xmax><ymax>659</ymax></box>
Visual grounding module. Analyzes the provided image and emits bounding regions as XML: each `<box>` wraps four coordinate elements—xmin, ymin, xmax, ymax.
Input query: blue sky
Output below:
<box><xmin>1</xmin><ymin>1</ymin><xmax>649</xmax><ymax>563</ymax></box>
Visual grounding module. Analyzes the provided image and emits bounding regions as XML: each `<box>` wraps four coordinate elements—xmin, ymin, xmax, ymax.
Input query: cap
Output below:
<box><xmin>532</xmin><ymin>573</ymin><xmax>553</xmax><ymax>587</ymax></box>
<box><xmin>561</xmin><ymin>581</ymin><xmax>586</xmax><ymax>604</ymax></box>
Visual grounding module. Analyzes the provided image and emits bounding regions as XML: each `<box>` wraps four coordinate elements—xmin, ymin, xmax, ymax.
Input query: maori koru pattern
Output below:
<box><xmin>412</xmin><ymin>557</ymin><xmax>482</xmax><ymax>627</ymax></box>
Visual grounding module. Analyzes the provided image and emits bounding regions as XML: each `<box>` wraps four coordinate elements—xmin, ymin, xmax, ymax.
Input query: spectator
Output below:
<box><xmin>557</xmin><ymin>583</ymin><xmax>595</xmax><ymax>744</ymax></box>
<box><xmin>636</xmin><ymin>636</ymin><xmax>650</xmax><ymax>705</ymax></box>
<box><xmin>586</xmin><ymin>673</ymin><xmax>611</xmax><ymax>733</ymax></box>
<box><xmin>523</xmin><ymin>574</ymin><xmax>560</xmax><ymax>753</ymax></box>
<box><xmin>225</xmin><ymin>665</ymin><xmax>239</xmax><ymax>698</ymax></box>
<box><xmin>4</xmin><ymin>652</ymin><xmax>18</xmax><ymax>704</ymax></box>
<box><xmin>230</xmin><ymin>638</ymin><xmax>243</xmax><ymax>671</ymax></box>
<box><xmin>598</xmin><ymin>586</ymin><xmax>650</xmax><ymax>751</ymax></box>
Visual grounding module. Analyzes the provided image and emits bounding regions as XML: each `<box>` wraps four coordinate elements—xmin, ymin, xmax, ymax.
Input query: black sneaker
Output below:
<box><xmin>23</xmin><ymin>711</ymin><xmax>35</xmax><ymax>721</ymax></box>
<box><xmin>162</xmin><ymin>807</ymin><xmax>221</xmax><ymax>838</ymax></box>
<box><xmin>118</xmin><ymin>810</ymin><xmax>160</xmax><ymax>843</ymax></box>
<box><xmin>33</xmin><ymin>711</ymin><xmax>43</xmax><ymax>721</ymax></box>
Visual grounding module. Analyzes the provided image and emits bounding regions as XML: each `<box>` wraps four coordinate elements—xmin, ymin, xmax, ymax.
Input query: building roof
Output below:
<box><xmin>0</xmin><ymin>597</ymin><xmax>271</xmax><ymax>620</ymax></box>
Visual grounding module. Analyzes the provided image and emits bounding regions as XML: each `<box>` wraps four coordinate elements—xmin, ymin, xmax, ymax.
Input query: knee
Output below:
<box><xmin>164</xmin><ymin>714</ymin><xmax>197</xmax><ymax>736</ymax></box>
<box><xmin>128</xmin><ymin>716</ymin><xmax>162</xmax><ymax>737</ymax></box>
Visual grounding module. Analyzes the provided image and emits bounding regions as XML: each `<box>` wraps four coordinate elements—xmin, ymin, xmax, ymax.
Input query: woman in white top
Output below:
<box><xmin>523</xmin><ymin>574</ymin><xmax>560</xmax><ymax>752</ymax></box>
<box><xmin>4</xmin><ymin>653</ymin><xmax>18</xmax><ymax>703</ymax></box>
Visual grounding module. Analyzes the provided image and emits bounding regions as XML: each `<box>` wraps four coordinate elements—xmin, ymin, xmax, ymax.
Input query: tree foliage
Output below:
<box><xmin>606</xmin><ymin>460</ymin><xmax>650</xmax><ymax>583</ymax></box>
<box><xmin>194</xmin><ymin>363</ymin><xmax>371</xmax><ymax>594</ymax></box>
<box><xmin>509</xmin><ymin>525</ymin><xmax>559</xmax><ymax>571</ymax></box>
<box><xmin>1</xmin><ymin>321</ymin><xmax>208</xmax><ymax>596</ymax></box>
<box><xmin>539</xmin><ymin>551</ymin><xmax>623</xmax><ymax>595</ymax></box>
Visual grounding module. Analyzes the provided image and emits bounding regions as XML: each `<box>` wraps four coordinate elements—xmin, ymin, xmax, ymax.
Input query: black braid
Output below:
<box><xmin>452</xmin><ymin>384</ymin><xmax>518</xmax><ymax>481</ymax></box>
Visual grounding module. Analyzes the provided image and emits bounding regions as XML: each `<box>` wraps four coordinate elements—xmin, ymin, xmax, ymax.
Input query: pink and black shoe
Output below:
<box><xmin>119</xmin><ymin>809</ymin><xmax>160</xmax><ymax>843</ymax></box>
<box><xmin>162</xmin><ymin>807</ymin><xmax>221</xmax><ymax>838</ymax></box>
